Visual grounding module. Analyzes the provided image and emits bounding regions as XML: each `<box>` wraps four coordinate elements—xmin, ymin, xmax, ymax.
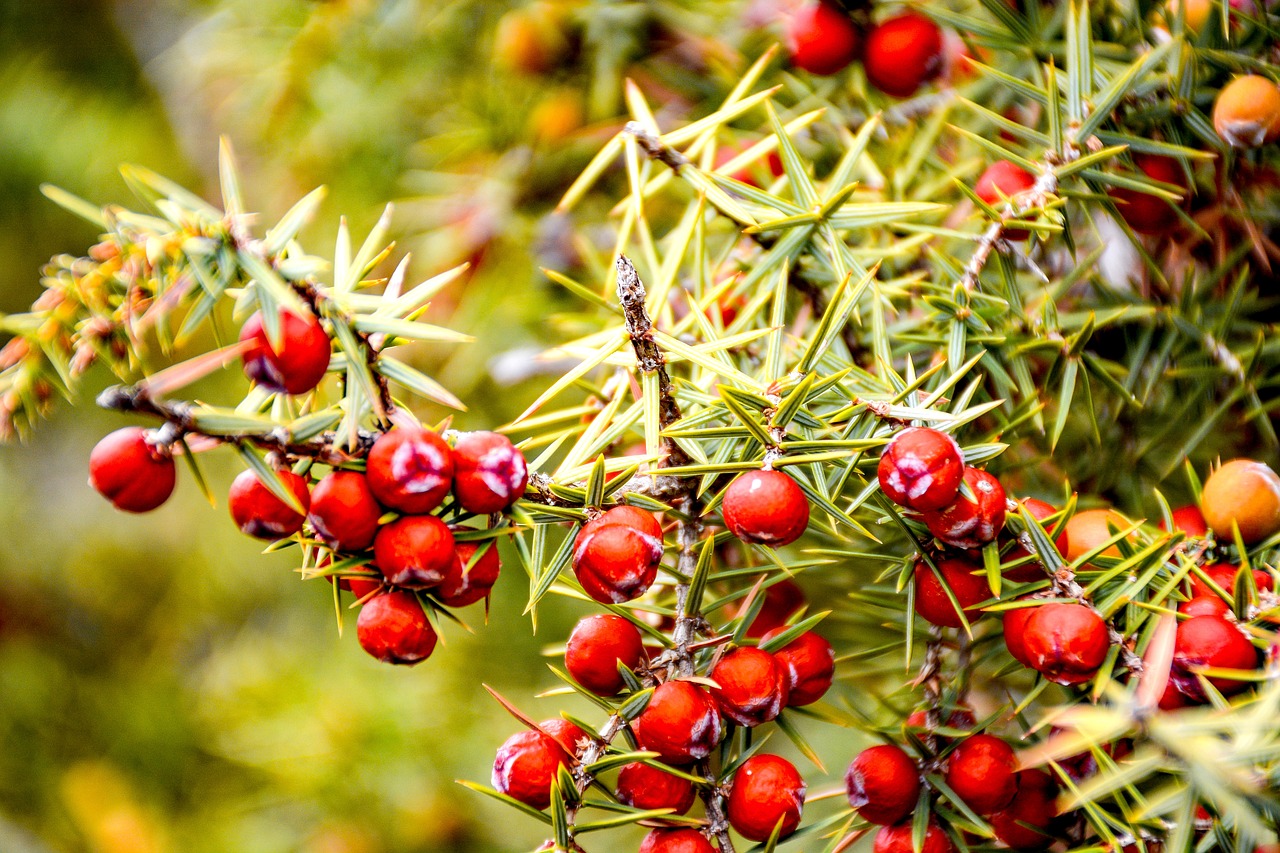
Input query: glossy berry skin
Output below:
<box><xmin>308</xmin><ymin>470</ymin><xmax>382</xmax><ymax>551</ymax></box>
<box><xmin>451</xmin><ymin>431</ymin><xmax>528</xmax><ymax>514</ymax></box>
<box><xmin>88</xmin><ymin>427</ymin><xmax>176</xmax><ymax>513</ymax></box>
<box><xmin>228</xmin><ymin>468</ymin><xmax>310</xmax><ymax>540</ymax></box>
<box><xmin>1163</xmin><ymin>504</ymin><xmax>1209</xmax><ymax>538</ymax></box>
<box><xmin>638</xmin><ymin>829</ymin><xmax>717</xmax><ymax>853</ymax></box>
<box><xmin>1022</xmin><ymin>603</ymin><xmax>1110</xmax><ymax>686</ymax></box>
<box><xmin>1171</xmin><ymin>614</ymin><xmax>1258</xmax><ymax>700</ymax></box>
<box><xmin>373</xmin><ymin>515</ymin><xmax>456</xmax><ymax>588</ymax></box>
<box><xmin>366</xmin><ymin>428</ymin><xmax>455</xmax><ymax>515</ymax></box>
<box><xmin>863</xmin><ymin>12</ymin><xmax>943</xmax><ymax>98</ymax></box>
<box><xmin>1003</xmin><ymin>603</ymin><xmax>1038</xmax><ymax>667</ymax></box>
<box><xmin>991</xmin><ymin>769</ymin><xmax>1058</xmax><ymax>850</ymax></box>
<box><xmin>1109</xmin><ymin>154</ymin><xmax>1183</xmax><ymax>235</ymax></box>
<box><xmin>356</xmin><ymin>591</ymin><xmax>437</xmax><ymax>665</ymax></box>
<box><xmin>616</xmin><ymin>762</ymin><xmax>697</xmax><ymax>815</ymax></box>
<box><xmin>786</xmin><ymin>2</ymin><xmax>859</xmax><ymax>76</ymax></box>
<box><xmin>565</xmin><ymin>614</ymin><xmax>646</xmax><ymax>696</ymax></box>
<box><xmin>492</xmin><ymin>729</ymin><xmax>572</xmax><ymax>811</ymax></box>
<box><xmin>239</xmin><ymin>309</ymin><xmax>331</xmax><ymax>395</ymax></box>
<box><xmin>572</xmin><ymin>516</ymin><xmax>663</xmax><ymax>604</ymax></box>
<box><xmin>632</xmin><ymin>681</ymin><xmax>723</xmax><ymax>765</ymax></box>
<box><xmin>726</xmin><ymin>754</ymin><xmax>806</xmax><ymax>842</ymax></box>
<box><xmin>434</xmin><ymin>539</ymin><xmax>501</xmax><ymax>607</ymax></box>
<box><xmin>944</xmin><ymin>734</ymin><xmax>1018</xmax><ymax>815</ymax></box>
<box><xmin>1200</xmin><ymin>459</ymin><xmax>1280</xmax><ymax>544</ymax></box>
<box><xmin>975</xmin><ymin>161</ymin><xmax>1037</xmax><ymax>240</ymax></box>
<box><xmin>1213</xmin><ymin>75</ymin><xmax>1280</xmax><ymax>148</ymax></box>
<box><xmin>1064</xmin><ymin>508</ymin><xmax>1128</xmax><ymax>562</ymax></box>
<box><xmin>709</xmin><ymin>647</ymin><xmax>790</xmax><ymax>727</ymax></box>
<box><xmin>1190</xmin><ymin>563</ymin><xmax>1273</xmax><ymax>598</ymax></box>
<box><xmin>578</xmin><ymin>504</ymin><xmax>664</xmax><ymax>542</ymax></box>
<box><xmin>877</xmin><ymin>427</ymin><xmax>965</xmax><ymax>512</ymax></box>
<box><xmin>845</xmin><ymin>744</ymin><xmax>921</xmax><ymax>826</ymax></box>
<box><xmin>1179</xmin><ymin>595</ymin><xmax>1231</xmax><ymax>619</ymax></box>
<box><xmin>760</xmin><ymin>629</ymin><xmax>834</xmax><ymax>706</ymax></box>
<box><xmin>914</xmin><ymin>557</ymin><xmax>990</xmax><ymax>629</ymax></box>
<box><xmin>1005</xmin><ymin>498</ymin><xmax>1069</xmax><ymax>582</ymax></box>
<box><xmin>743</xmin><ymin>578</ymin><xmax>806</xmax><ymax>638</ymax></box>
<box><xmin>922</xmin><ymin>467</ymin><xmax>1007</xmax><ymax>549</ymax></box>
<box><xmin>540</xmin><ymin>718</ymin><xmax>589</xmax><ymax>758</ymax></box>
<box><xmin>722</xmin><ymin>470</ymin><xmax>809</xmax><ymax>547</ymax></box>
<box><xmin>873</xmin><ymin>821</ymin><xmax>954</xmax><ymax>853</ymax></box>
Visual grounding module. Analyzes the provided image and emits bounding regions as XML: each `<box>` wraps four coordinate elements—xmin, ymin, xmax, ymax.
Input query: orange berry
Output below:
<box><xmin>1063</xmin><ymin>508</ymin><xmax>1130</xmax><ymax>562</ymax></box>
<box><xmin>1213</xmin><ymin>76</ymin><xmax>1280</xmax><ymax>147</ymax></box>
<box><xmin>1200</xmin><ymin>459</ymin><xmax>1280</xmax><ymax>543</ymax></box>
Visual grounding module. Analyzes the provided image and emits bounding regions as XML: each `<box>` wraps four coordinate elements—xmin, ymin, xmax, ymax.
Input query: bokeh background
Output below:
<box><xmin>0</xmin><ymin>2</ymin><xmax>850</xmax><ymax>851</ymax></box>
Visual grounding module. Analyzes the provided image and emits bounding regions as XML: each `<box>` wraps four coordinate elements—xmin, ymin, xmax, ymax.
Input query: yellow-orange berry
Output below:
<box><xmin>1063</xmin><ymin>508</ymin><xmax>1130</xmax><ymax>562</ymax></box>
<box><xmin>1200</xmin><ymin>459</ymin><xmax>1280</xmax><ymax>544</ymax></box>
<box><xmin>1213</xmin><ymin>76</ymin><xmax>1280</xmax><ymax>148</ymax></box>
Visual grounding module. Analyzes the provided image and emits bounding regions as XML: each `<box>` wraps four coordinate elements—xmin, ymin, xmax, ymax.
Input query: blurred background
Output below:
<box><xmin>0</xmin><ymin>2</ymin><xmax>852</xmax><ymax>851</ymax></box>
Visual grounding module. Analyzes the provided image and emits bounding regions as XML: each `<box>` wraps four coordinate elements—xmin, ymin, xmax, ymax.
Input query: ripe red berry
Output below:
<box><xmin>88</xmin><ymin>427</ymin><xmax>176</xmax><ymax>513</ymax></box>
<box><xmin>786</xmin><ymin>2</ymin><xmax>860</xmax><ymax>76</ymax></box>
<box><xmin>565</xmin><ymin>614</ymin><xmax>647</xmax><ymax>696</ymax></box>
<box><xmin>760</xmin><ymin>629</ymin><xmax>835</xmax><ymax>706</ymax></box>
<box><xmin>539</xmin><ymin>718</ymin><xmax>589</xmax><ymax>757</ymax></box>
<box><xmin>741</xmin><ymin>578</ymin><xmax>806</xmax><ymax>638</ymax></box>
<box><xmin>492</xmin><ymin>728</ymin><xmax>573</xmax><ymax>810</ymax></box>
<box><xmin>1005</xmin><ymin>498</ymin><xmax>1069</xmax><ymax>582</ymax></box>
<box><xmin>709</xmin><ymin>646</ymin><xmax>790</xmax><ymax>727</ymax></box>
<box><xmin>845</xmin><ymin>744</ymin><xmax>921</xmax><ymax>826</ymax></box>
<box><xmin>1190</xmin><ymin>563</ymin><xmax>1274</xmax><ymax>598</ymax></box>
<box><xmin>863</xmin><ymin>12</ymin><xmax>943</xmax><ymax>98</ymax></box>
<box><xmin>308</xmin><ymin>470</ymin><xmax>382</xmax><ymax>551</ymax></box>
<box><xmin>1200</xmin><ymin>459</ymin><xmax>1280</xmax><ymax>544</ymax></box>
<box><xmin>616</xmin><ymin>762</ymin><xmax>697</xmax><ymax>815</ymax></box>
<box><xmin>373</xmin><ymin>515</ymin><xmax>456</xmax><ymax>588</ymax></box>
<box><xmin>726</xmin><ymin>754</ymin><xmax>805</xmax><ymax>842</ymax></box>
<box><xmin>944</xmin><ymin>733</ymin><xmax>1018</xmax><ymax>815</ymax></box>
<box><xmin>913</xmin><ymin>557</ymin><xmax>990</xmax><ymax>629</ymax></box>
<box><xmin>451</xmin><ymin>431</ymin><xmax>529</xmax><ymax>514</ymax></box>
<box><xmin>975</xmin><ymin>161</ymin><xmax>1037</xmax><ymax>240</ymax></box>
<box><xmin>366</xmin><ymin>428</ymin><xmax>455</xmax><ymax>515</ymax></box>
<box><xmin>904</xmin><ymin>707</ymin><xmax>976</xmax><ymax>738</ymax></box>
<box><xmin>1003</xmin><ymin>603</ymin><xmax>1038</xmax><ymax>667</ymax></box>
<box><xmin>580</xmin><ymin>504</ymin><xmax>664</xmax><ymax>542</ymax></box>
<box><xmin>632</xmin><ymin>680</ymin><xmax>723</xmax><ymax>765</ymax></box>
<box><xmin>1171</xmin><ymin>614</ymin><xmax>1258</xmax><ymax>700</ymax></box>
<box><xmin>228</xmin><ymin>468</ymin><xmax>310</xmax><ymax>540</ymax></box>
<box><xmin>572</xmin><ymin>507</ymin><xmax>664</xmax><ymax>604</ymax></box>
<box><xmin>239</xmin><ymin>309</ymin><xmax>331</xmax><ymax>395</ymax></box>
<box><xmin>877</xmin><ymin>427</ymin><xmax>965</xmax><ymax>512</ymax></box>
<box><xmin>1163</xmin><ymin>504</ymin><xmax>1208</xmax><ymax>538</ymax></box>
<box><xmin>434</xmin><ymin>538</ymin><xmax>501</xmax><ymax>607</ymax></box>
<box><xmin>638</xmin><ymin>828</ymin><xmax>717</xmax><ymax>853</ymax></box>
<box><xmin>722</xmin><ymin>469</ymin><xmax>809</xmax><ymax>547</ymax></box>
<box><xmin>356</xmin><ymin>590</ymin><xmax>438</xmax><ymax>665</ymax></box>
<box><xmin>991</xmin><ymin>769</ymin><xmax>1058</xmax><ymax>850</ymax></box>
<box><xmin>1179</xmin><ymin>595</ymin><xmax>1231</xmax><ymax>619</ymax></box>
<box><xmin>873</xmin><ymin>820</ymin><xmax>954</xmax><ymax>853</ymax></box>
<box><xmin>921</xmin><ymin>467</ymin><xmax>1007</xmax><ymax>549</ymax></box>
<box><xmin>1021</xmin><ymin>602</ymin><xmax>1110</xmax><ymax>686</ymax></box>
<box><xmin>1108</xmin><ymin>154</ymin><xmax>1183</xmax><ymax>235</ymax></box>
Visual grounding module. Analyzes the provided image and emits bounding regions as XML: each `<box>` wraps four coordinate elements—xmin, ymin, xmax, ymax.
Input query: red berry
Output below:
<box><xmin>228</xmin><ymin>468</ymin><xmax>310</xmax><ymax>540</ymax></box>
<box><xmin>638</xmin><ymin>829</ymin><xmax>717</xmax><ymax>853</ymax></box>
<box><xmin>492</xmin><ymin>728</ymin><xmax>572</xmax><ymax>810</ymax></box>
<box><xmin>88</xmin><ymin>427</ymin><xmax>176</xmax><ymax>513</ymax></box>
<box><xmin>451</xmin><ymin>431</ymin><xmax>528</xmax><ymax>514</ymax></box>
<box><xmin>863</xmin><ymin>12</ymin><xmax>943</xmax><ymax>98</ymax></box>
<box><xmin>1022</xmin><ymin>602</ymin><xmax>1110</xmax><ymax>686</ymax></box>
<box><xmin>632</xmin><ymin>681</ymin><xmax>723</xmax><ymax>765</ymax></box>
<box><xmin>373</xmin><ymin>515</ymin><xmax>456</xmax><ymax>588</ymax></box>
<box><xmin>1003</xmin><ymin>604</ymin><xmax>1038</xmax><ymax>667</ymax></box>
<box><xmin>1180</xmin><ymin>595</ymin><xmax>1231</xmax><ymax>619</ymax></box>
<box><xmin>356</xmin><ymin>590</ymin><xmax>437</xmax><ymax>665</ymax></box>
<box><xmin>565</xmin><ymin>614</ymin><xmax>646</xmax><ymax>696</ymax></box>
<box><xmin>975</xmin><ymin>161</ymin><xmax>1037</xmax><ymax>240</ymax></box>
<box><xmin>540</xmin><ymin>718</ymin><xmax>589</xmax><ymax>757</ymax></box>
<box><xmin>921</xmin><ymin>467</ymin><xmax>1007</xmax><ymax>549</ymax></box>
<box><xmin>913</xmin><ymin>557</ymin><xmax>990</xmax><ymax>629</ymax></box>
<box><xmin>722</xmin><ymin>469</ymin><xmax>809</xmax><ymax>547</ymax></box>
<box><xmin>991</xmin><ymin>769</ymin><xmax>1058</xmax><ymax>850</ymax></box>
<box><xmin>616</xmin><ymin>762</ymin><xmax>697</xmax><ymax>815</ymax></box>
<box><xmin>709</xmin><ymin>647</ymin><xmax>790</xmax><ymax>727</ymax></box>
<box><xmin>1005</xmin><ymin>498</ymin><xmax>1069</xmax><ymax>582</ymax></box>
<box><xmin>715</xmin><ymin>143</ymin><xmax>784</xmax><ymax>189</ymax></box>
<box><xmin>435</xmin><ymin>538</ymin><xmax>501</xmax><ymax>607</ymax></box>
<box><xmin>366</xmin><ymin>428</ymin><xmax>455</xmax><ymax>515</ymax></box>
<box><xmin>877</xmin><ymin>427</ymin><xmax>965</xmax><ymax>512</ymax></box>
<box><xmin>1108</xmin><ymin>154</ymin><xmax>1183</xmax><ymax>235</ymax></box>
<box><xmin>308</xmin><ymin>470</ymin><xmax>382</xmax><ymax>551</ymax></box>
<box><xmin>322</xmin><ymin>555</ymin><xmax>383</xmax><ymax>599</ymax></box>
<box><xmin>742</xmin><ymin>579</ymin><xmax>806</xmax><ymax>638</ymax></box>
<box><xmin>726</xmin><ymin>754</ymin><xmax>805</xmax><ymax>842</ymax></box>
<box><xmin>845</xmin><ymin>744</ymin><xmax>920</xmax><ymax>826</ymax></box>
<box><xmin>1190</xmin><ymin>563</ymin><xmax>1274</xmax><ymax>598</ymax></box>
<box><xmin>572</xmin><ymin>509</ymin><xmax>664</xmax><ymax>604</ymax></box>
<box><xmin>904</xmin><ymin>707</ymin><xmax>976</xmax><ymax>738</ymax></box>
<box><xmin>1171</xmin><ymin>614</ymin><xmax>1258</xmax><ymax>700</ymax></box>
<box><xmin>239</xmin><ymin>309</ymin><xmax>331</xmax><ymax>395</ymax></box>
<box><xmin>873</xmin><ymin>821</ymin><xmax>954</xmax><ymax>853</ymax></box>
<box><xmin>944</xmin><ymin>733</ymin><xmax>1018</xmax><ymax>815</ymax></box>
<box><xmin>760</xmin><ymin>629</ymin><xmax>834</xmax><ymax>706</ymax></box>
<box><xmin>1163</xmin><ymin>504</ymin><xmax>1209</xmax><ymax>538</ymax></box>
<box><xmin>786</xmin><ymin>2</ymin><xmax>860</xmax><ymax>76</ymax></box>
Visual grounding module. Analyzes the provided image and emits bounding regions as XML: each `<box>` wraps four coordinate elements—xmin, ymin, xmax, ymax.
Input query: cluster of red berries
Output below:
<box><xmin>784</xmin><ymin>3</ymin><xmax>944</xmax><ymax>98</ymax></box>
<box><xmin>88</xmin><ymin>308</ymin><xmax>530</xmax><ymax>667</ymax></box>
